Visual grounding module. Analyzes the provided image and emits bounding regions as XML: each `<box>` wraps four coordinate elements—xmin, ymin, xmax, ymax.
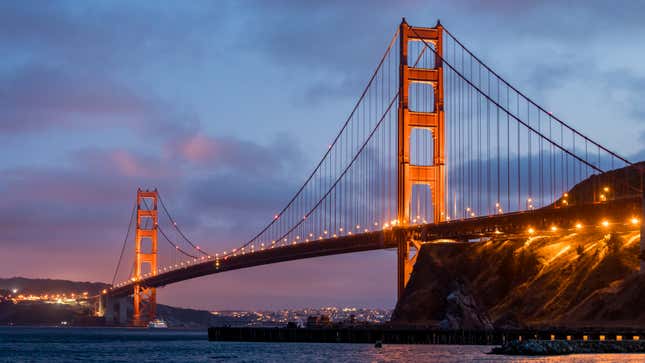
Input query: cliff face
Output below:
<box><xmin>392</xmin><ymin>229</ymin><xmax>644</xmax><ymax>329</ymax></box>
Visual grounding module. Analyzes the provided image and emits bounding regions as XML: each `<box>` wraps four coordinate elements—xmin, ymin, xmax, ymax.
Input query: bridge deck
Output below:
<box><xmin>107</xmin><ymin>197</ymin><xmax>641</xmax><ymax>298</ymax></box>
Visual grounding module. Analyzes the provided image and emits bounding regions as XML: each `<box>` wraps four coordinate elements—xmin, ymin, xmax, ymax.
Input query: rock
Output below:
<box><xmin>490</xmin><ymin>340</ymin><xmax>645</xmax><ymax>356</ymax></box>
<box><xmin>438</xmin><ymin>282</ymin><xmax>493</xmax><ymax>330</ymax></box>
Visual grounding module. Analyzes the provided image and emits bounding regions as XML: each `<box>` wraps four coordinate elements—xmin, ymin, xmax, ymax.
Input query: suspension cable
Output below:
<box><xmin>241</xmin><ymin>28</ymin><xmax>400</xmax><ymax>247</ymax></box>
<box><xmin>409</xmin><ymin>26</ymin><xmax>604</xmax><ymax>174</ymax></box>
<box><xmin>442</xmin><ymin>27</ymin><xmax>633</xmax><ymax>167</ymax></box>
<box><xmin>111</xmin><ymin>201</ymin><xmax>136</xmax><ymax>286</ymax></box>
<box><xmin>157</xmin><ymin>191</ymin><xmax>209</xmax><ymax>256</ymax></box>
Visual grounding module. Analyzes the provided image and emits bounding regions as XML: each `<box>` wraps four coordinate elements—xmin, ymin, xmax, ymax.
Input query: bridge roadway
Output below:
<box><xmin>106</xmin><ymin>196</ymin><xmax>641</xmax><ymax>298</ymax></box>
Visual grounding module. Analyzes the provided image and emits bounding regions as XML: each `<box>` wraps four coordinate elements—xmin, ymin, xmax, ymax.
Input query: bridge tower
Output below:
<box><xmin>133</xmin><ymin>188</ymin><xmax>158</xmax><ymax>326</ymax></box>
<box><xmin>397</xmin><ymin>19</ymin><xmax>445</xmax><ymax>298</ymax></box>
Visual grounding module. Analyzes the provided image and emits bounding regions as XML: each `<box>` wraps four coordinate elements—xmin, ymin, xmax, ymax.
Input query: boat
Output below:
<box><xmin>147</xmin><ymin>318</ymin><xmax>168</xmax><ymax>328</ymax></box>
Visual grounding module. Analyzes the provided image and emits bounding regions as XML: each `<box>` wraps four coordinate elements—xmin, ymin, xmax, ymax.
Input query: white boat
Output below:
<box><xmin>147</xmin><ymin>318</ymin><xmax>168</xmax><ymax>328</ymax></box>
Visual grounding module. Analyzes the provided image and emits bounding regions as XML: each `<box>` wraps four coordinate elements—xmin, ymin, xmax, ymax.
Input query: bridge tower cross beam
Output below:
<box><xmin>397</xmin><ymin>19</ymin><xmax>445</xmax><ymax>299</ymax></box>
<box><xmin>133</xmin><ymin>188</ymin><xmax>158</xmax><ymax>326</ymax></box>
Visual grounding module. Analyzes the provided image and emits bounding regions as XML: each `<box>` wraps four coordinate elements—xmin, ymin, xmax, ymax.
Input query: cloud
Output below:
<box><xmin>0</xmin><ymin>65</ymin><xmax>149</xmax><ymax>132</ymax></box>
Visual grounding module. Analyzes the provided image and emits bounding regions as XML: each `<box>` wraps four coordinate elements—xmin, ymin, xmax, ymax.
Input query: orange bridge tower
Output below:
<box><xmin>133</xmin><ymin>188</ymin><xmax>158</xmax><ymax>326</ymax></box>
<box><xmin>397</xmin><ymin>19</ymin><xmax>445</xmax><ymax>298</ymax></box>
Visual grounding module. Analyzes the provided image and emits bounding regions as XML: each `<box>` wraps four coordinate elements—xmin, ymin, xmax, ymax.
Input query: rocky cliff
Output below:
<box><xmin>392</xmin><ymin>229</ymin><xmax>644</xmax><ymax>329</ymax></box>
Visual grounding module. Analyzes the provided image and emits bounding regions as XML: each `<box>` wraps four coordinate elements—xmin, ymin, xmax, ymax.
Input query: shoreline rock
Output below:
<box><xmin>490</xmin><ymin>340</ymin><xmax>645</xmax><ymax>356</ymax></box>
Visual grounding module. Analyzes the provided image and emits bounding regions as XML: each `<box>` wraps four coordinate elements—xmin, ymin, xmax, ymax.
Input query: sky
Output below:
<box><xmin>1</xmin><ymin>0</ymin><xmax>645</xmax><ymax>311</ymax></box>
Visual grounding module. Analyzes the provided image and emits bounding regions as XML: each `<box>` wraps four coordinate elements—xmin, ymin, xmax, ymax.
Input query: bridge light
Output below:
<box><xmin>356</xmin><ymin>225</ymin><xmax>360</xmax><ymax>229</ymax></box>
<box><xmin>374</xmin><ymin>222</ymin><xmax>378</xmax><ymax>226</ymax></box>
<box><xmin>324</xmin><ymin>230</ymin><xmax>328</xmax><ymax>235</ymax></box>
<box><xmin>466</xmin><ymin>207</ymin><xmax>471</xmax><ymax>212</ymax></box>
<box><xmin>423</xmin><ymin>219</ymin><xmax>427</xmax><ymax>223</ymax></box>
<box><xmin>364</xmin><ymin>229</ymin><xmax>368</xmax><ymax>233</ymax></box>
<box><xmin>470</xmin><ymin>212</ymin><xmax>476</xmax><ymax>217</ymax></box>
<box><xmin>309</xmin><ymin>233</ymin><xmax>314</xmax><ymax>237</ymax></box>
<box><xmin>527</xmin><ymin>227</ymin><xmax>535</xmax><ymax>235</ymax></box>
<box><xmin>412</xmin><ymin>219</ymin><xmax>417</xmax><ymax>223</ymax></box>
<box><xmin>630</xmin><ymin>217</ymin><xmax>640</xmax><ymax>225</ymax></box>
<box><xmin>274</xmin><ymin>215</ymin><xmax>279</xmax><ymax>219</ymax></box>
<box><xmin>601</xmin><ymin>220</ymin><xmax>610</xmax><ymax>228</ymax></box>
<box><xmin>339</xmin><ymin>228</ymin><xmax>344</xmax><ymax>232</ymax></box>
<box><xmin>333</xmin><ymin>234</ymin><xmax>337</xmax><ymax>238</ymax></box>
<box><xmin>348</xmin><ymin>231</ymin><xmax>353</xmax><ymax>235</ymax></box>
<box><xmin>495</xmin><ymin>203</ymin><xmax>500</xmax><ymax>208</ymax></box>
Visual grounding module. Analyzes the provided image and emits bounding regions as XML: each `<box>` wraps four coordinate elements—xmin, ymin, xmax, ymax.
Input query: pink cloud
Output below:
<box><xmin>178</xmin><ymin>134</ymin><xmax>217</xmax><ymax>163</ymax></box>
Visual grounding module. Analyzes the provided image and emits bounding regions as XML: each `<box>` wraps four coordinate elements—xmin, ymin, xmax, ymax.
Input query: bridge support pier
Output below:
<box><xmin>397</xmin><ymin>239</ymin><xmax>422</xmax><ymax>299</ymax></box>
<box><xmin>101</xmin><ymin>295</ymin><xmax>130</xmax><ymax>325</ymax></box>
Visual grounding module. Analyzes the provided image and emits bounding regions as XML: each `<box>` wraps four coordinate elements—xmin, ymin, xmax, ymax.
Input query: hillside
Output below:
<box><xmin>392</xmin><ymin>228</ymin><xmax>644</xmax><ymax>329</ymax></box>
<box><xmin>0</xmin><ymin>277</ymin><xmax>223</xmax><ymax>327</ymax></box>
<box><xmin>0</xmin><ymin>277</ymin><xmax>109</xmax><ymax>296</ymax></box>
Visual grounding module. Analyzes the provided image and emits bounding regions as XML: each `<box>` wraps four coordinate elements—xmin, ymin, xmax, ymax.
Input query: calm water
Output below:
<box><xmin>1</xmin><ymin>327</ymin><xmax>645</xmax><ymax>362</ymax></box>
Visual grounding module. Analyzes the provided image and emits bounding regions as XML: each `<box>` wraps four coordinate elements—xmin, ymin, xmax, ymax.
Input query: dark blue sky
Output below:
<box><xmin>1</xmin><ymin>1</ymin><xmax>644</xmax><ymax>310</ymax></box>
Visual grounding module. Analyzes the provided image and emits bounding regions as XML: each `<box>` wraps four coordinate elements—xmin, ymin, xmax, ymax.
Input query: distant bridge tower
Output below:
<box><xmin>133</xmin><ymin>188</ymin><xmax>158</xmax><ymax>326</ymax></box>
<box><xmin>397</xmin><ymin>19</ymin><xmax>445</xmax><ymax>298</ymax></box>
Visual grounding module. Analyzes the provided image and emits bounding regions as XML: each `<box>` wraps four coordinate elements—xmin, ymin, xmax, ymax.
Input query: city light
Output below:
<box><xmin>601</xmin><ymin>220</ymin><xmax>610</xmax><ymax>227</ymax></box>
<box><xmin>527</xmin><ymin>227</ymin><xmax>535</xmax><ymax>235</ymax></box>
<box><xmin>575</xmin><ymin>223</ymin><xmax>583</xmax><ymax>230</ymax></box>
<box><xmin>631</xmin><ymin>217</ymin><xmax>640</xmax><ymax>225</ymax></box>
<box><xmin>550</xmin><ymin>225</ymin><xmax>558</xmax><ymax>232</ymax></box>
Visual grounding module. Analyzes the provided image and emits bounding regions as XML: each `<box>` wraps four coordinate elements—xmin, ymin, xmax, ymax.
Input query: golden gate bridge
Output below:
<box><xmin>97</xmin><ymin>20</ymin><xmax>645</xmax><ymax>326</ymax></box>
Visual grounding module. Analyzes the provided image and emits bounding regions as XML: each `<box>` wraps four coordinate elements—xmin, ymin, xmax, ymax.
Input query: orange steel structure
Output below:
<box><xmin>397</xmin><ymin>19</ymin><xmax>445</xmax><ymax>298</ymax></box>
<box><xmin>133</xmin><ymin>188</ymin><xmax>158</xmax><ymax>326</ymax></box>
